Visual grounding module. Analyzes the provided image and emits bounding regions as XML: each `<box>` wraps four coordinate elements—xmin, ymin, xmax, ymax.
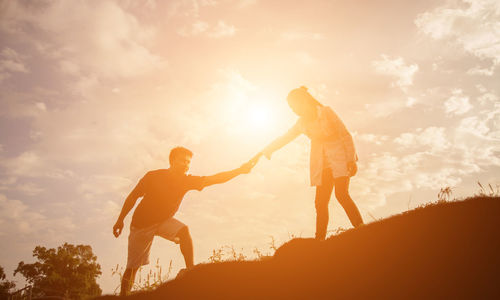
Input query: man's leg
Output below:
<box><xmin>120</xmin><ymin>267</ymin><xmax>138</xmax><ymax>296</ymax></box>
<box><xmin>334</xmin><ymin>176</ymin><xmax>364</xmax><ymax>228</ymax></box>
<box><xmin>315</xmin><ymin>169</ymin><xmax>334</xmax><ymax>240</ymax></box>
<box><xmin>123</xmin><ymin>225</ymin><xmax>155</xmax><ymax>296</ymax></box>
<box><xmin>176</xmin><ymin>226</ymin><xmax>194</xmax><ymax>269</ymax></box>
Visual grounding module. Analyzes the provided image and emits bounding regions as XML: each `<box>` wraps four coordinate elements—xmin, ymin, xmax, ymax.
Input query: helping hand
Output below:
<box><xmin>347</xmin><ymin>161</ymin><xmax>358</xmax><ymax>177</ymax></box>
<box><xmin>113</xmin><ymin>219</ymin><xmax>124</xmax><ymax>238</ymax></box>
<box><xmin>262</xmin><ymin>149</ymin><xmax>272</xmax><ymax>160</ymax></box>
<box><xmin>239</xmin><ymin>153</ymin><xmax>262</xmax><ymax>174</ymax></box>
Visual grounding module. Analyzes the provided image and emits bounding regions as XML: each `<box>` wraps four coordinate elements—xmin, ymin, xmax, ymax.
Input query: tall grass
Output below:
<box><xmin>111</xmin><ymin>258</ymin><xmax>173</xmax><ymax>295</ymax></box>
<box><xmin>476</xmin><ymin>181</ymin><xmax>500</xmax><ymax>197</ymax></box>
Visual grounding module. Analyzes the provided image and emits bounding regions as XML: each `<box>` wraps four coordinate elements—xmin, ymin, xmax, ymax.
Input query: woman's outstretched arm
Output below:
<box><xmin>261</xmin><ymin>121</ymin><xmax>302</xmax><ymax>159</ymax></box>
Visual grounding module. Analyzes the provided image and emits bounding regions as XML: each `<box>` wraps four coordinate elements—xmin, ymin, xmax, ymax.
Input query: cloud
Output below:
<box><xmin>78</xmin><ymin>175</ymin><xmax>133</xmax><ymax>201</ymax></box>
<box><xmin>444</xmin><ymin>89</ymin><xmax>473</xmax><ymax>115</ymax></box>
<box><xmin>178</xmin><ymin>20</ymin><xmax>236</xmax><ymax>38</ymax></box>
<box><xmin>15</xmin><ymin>182</ymin><xmax>45</xmax><ymax>196</ymax></box>
<box><xmin>467</xmin><ymin>65</ymin><xmax>495</xmax><ymax>76</ymax></box>
<box><xmin>178</xmin><ymin>20</ymin><xmax>210</xmax><ymax>36</ymax></box>
<box><xmin>236</xmin><ymin>0</ymin><xmax>258</xmax><ymax>8</ymax></box>
<box><xmin>1</xmin><ymin>0</ymin><xmax>166</xmax><ymax>80</ymax></box>
<box><xmin>0</xmin><ymin>194</ymin><xmax>75</xmax><ymax>236</ymax></box>
<box><xmin>208</xmin><ymin>20</ymin><xmax>236</xmax><ymax>38</ymax></box>
<box><xmin>372</xmin><ymin>55</ymin><xmax>419</xmax><ymax>91</ymax></box>
<box><xmin>356</xmin><ymin>133</ymin><xmax>390</xmax><ymax>146</ymax></box>
<box><xmin>293</xmin><ymin>51</ymin><xmax>316</xmax><ymax>65</ymax></box>
<box><xmin>415</xmin><ymin>0</ymin><xmax>500</xmax><ymax>66</ymax></box>
<box><xmin>477</xmin><ymin>92</ymin><xmax>498</xmax><ymax>105</ymax></box>
<box><xmin>354</xmin><ymin>147</ymin><xmax>480</xmax><ymax>208</ymax></box>
<box><xmin>0</xmin><ymin>47</ymin><xmax>29</xmax><ymax>82</ymax></box>
<box><xmin>281</xmin><ymin>32</ymin><xmax>325</xmax><ymax>41</ymax></box>
<box><xmin>364</xmin><ymin>97</ymin><xmax>411</xmax><ymax>118</ymax></box>
<box><xmin>394</xmin><ymin>127</ymin><xmax>451</xmax><ymax>152</ymax></box>
<box><xmin>355</xmin><ymin>108</ymin><xmax>500</xmax><ymax>207</ymax></box>
<box><xmin>35</xmin><ymin>102</ymin><xmax>47</xmax><ymax>112</ymax></box>
<box><xmin>457</xmin><ymin>110</ymin><xmax>500</xmax><ymax>141</ymax></box>
<box><xmin>167</xmin><ymin>0</ymin><xmax>218</xmax><ymax>18</ymax></box>
<box><xmin>2</xmin><ymin>151</ymin><xmax>44</xmax><ymax>177</ymax></box>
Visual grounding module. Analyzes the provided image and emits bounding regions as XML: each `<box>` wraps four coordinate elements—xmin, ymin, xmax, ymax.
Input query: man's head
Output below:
<box><xmin>169</xmin><ymin>146</ymin><xmax>193</xmax><ymax>174</ymax></box>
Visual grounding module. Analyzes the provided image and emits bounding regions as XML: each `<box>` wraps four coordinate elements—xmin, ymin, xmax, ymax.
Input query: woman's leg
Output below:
<box><xmin>334</xmin><ymin>176</ymin><xmax>364</xmax><ymax>227</ymax></box>
<box><xmin>315</xmin><ymin>169</ymin><xmax>334</xmax><ymax>240</ymax></box>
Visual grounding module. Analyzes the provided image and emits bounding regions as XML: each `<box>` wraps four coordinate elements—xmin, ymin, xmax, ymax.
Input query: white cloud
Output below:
<box><xmin>15</xmin><ymin>182</ymin><xmax>45</xmax><ymax>196</ymax></box>
<box><xmin>1</xmin><ymin>1</ymin><xmax>166</xmax><ymax>80</ymax></box>
<box><xmin>477</xmin><ymin>91</ymin><xmax>499</xmax><ymax>105</ymax></box>
<box><xmin>356</xmin><ymin>133</ymin><xmax>390</xmax><ymax>145</ymax></box>
<box><xmin>293</xmin><ymin>51</ymin><xmax>316</xmax><ymax>65</ymax></box>
<box><xmin>0</xmin><ymin>48</ymin><xmax>29</xmax><ymax>82</ymax></box>
<box><xmin>58</xmin><ymin>60</ymin><xmax>80</xmax><ymax>75</ymax></box>
<box><xmin>167</xmin><ymin>0</ymin><xmax>218</xmax><ymax>18</ymax></box>
<box><xmin>364</xmin><ymin>98</ymin><xmax>408</xmax><ymax>118</ymax></box>
<box><xmin>394</xmin><ymin>127</ymin><xmax>451</xmax><ymax>152</ymax></box>
<box><xmin>237</xmin><ymin>0</ymin><xmax>258</xmax><ymax>8</ymax></box>
<box><xmin>406</xmin><ymin>97</ymin><xmax>418</xmax><ymax>107</ymax></box>
<box><xmin>178</xmin><ymin>20</ymin><xmax>236</xmax><ymax>38</ymax></box>
<box><xmin>281</xmin><ymin>32</ymin><xmax>325</xmax><ymax>41</ymax></box>
<box><xmin>372</xmin><ymin>55</ymin><xmax>419</xmax><ymax>90</ymax></box>
<box><xmin>415</xmin><ymin>0</ymin><xmax>500</xmax><ymax>66</ymax></box>
<box><xmin>208</xmin><ymin>20</ymin><xmax>236</xmax><ymax>38</ymax></box>
<box><xmin>458</xmin><ymin>116</ymin><xmax>489</xmax><ymax>136</ymax></box>
<box><xmin>177</xmin><ymin>20</ymin><xmax>209</xmax><ymax>36</ymax></box>
<box><xmin>35</xmin><ymin>102</ymin><xmax>47</xmax><ymax>112</ymax></box>
<box><xmin>3</xmin><ymin>152</ymin><xmax>43</xmax><ymax>177</ymax></box>
<box><xmin>0</xmin><ymin>194</ymin><xmax>75</xmax><ymax>236</ymax></box>
<box><xmin>78</xmin><ymin>175</ymin><xmax>133</xmax><ymax>201</ymax></box>
<box><xmin>467</xmin><ymin>65</ymin><xmax>495</xmax><ymax>76</ymax></box>
<box><xmin>444</xmin><ymin>89</ymin><xmax>473</xmax><ymax>115</ymax></box>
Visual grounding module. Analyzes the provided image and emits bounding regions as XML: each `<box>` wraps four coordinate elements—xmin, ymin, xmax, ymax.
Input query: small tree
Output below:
<box><xmin>0</xmin><ymin>266</ymin><xmax>16</xmax><ymax>300</ymax></box>
<box><xmin>14</xmin><ymin>243</ymin><xmax>102</xmax><ymax>299</ymax></box>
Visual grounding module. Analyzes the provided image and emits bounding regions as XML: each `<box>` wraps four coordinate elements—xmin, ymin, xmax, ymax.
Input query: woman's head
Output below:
<box><xmin>286</xmin><ymin>86</ymin><xmax>322</xmax><ymax>118</ymax></box>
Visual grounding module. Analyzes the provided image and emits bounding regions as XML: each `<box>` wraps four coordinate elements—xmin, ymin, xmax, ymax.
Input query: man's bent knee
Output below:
<box><xmin>176</xmin><ymin>226</ymin><xmax>191</xmax><ymax>240</ymax></box>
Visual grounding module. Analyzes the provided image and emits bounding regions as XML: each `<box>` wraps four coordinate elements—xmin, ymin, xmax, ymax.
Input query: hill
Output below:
<box><xmin>99</xmin><ymin>196</ymin><xmax>500</xmax><ymax>299</ymax></box>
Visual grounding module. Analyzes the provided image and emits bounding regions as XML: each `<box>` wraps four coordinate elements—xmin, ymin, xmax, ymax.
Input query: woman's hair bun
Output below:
<box><xmin>299</xmin><ymin>85</ymin><xmax>308</xmax><ymax>92</ymax></box>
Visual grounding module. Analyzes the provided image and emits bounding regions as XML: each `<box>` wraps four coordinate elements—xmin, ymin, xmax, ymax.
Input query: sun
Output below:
<box><xmin>247</xmin><ymin>105</ymin><xmax>272</xmax><ymax>130</ymax></box>
<box><xmin>220</xmin><ymin>87</ymin><xmax>286</xmax><ymax>141</ymax></box>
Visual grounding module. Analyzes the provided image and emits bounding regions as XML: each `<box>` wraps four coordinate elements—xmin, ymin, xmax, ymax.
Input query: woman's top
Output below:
<box><xmin>263</xmin><ymin>105</ymin><xmax>357</xmax><ymax>186</ymax></box>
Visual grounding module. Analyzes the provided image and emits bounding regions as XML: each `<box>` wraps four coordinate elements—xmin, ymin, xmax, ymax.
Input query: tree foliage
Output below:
<box><xmin>0</xmin><ymin>266</ymin><xmax>16</xmax><ymax>300</ymax></box>
<box><xmin>14</xmin><ymin>243</ymin><xmax>102</xmax><ymax>299</ymax></box>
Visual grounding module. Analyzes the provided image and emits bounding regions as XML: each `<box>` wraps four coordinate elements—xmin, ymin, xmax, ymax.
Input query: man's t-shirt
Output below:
<box><xmin>130</xmin><ymin>169</ymin><xmax>205</xmax><ymax>229</ymax></box>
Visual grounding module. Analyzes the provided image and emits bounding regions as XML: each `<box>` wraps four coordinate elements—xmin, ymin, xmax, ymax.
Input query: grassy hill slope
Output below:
<box><xmin>100</xmin><ymin>196</ymin><xmax>500</xmax><ymax>299</ymax></box>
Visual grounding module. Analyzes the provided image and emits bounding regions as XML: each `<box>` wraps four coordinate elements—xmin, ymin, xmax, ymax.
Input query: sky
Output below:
<box><xmin>0</xmin><ymin>0</ymin><xmax>499</xmax><ymax>294</ymax></box>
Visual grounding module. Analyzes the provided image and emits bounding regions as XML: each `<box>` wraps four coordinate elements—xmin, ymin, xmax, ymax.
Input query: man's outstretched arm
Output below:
<box><xmin>113</xmin><ymin>180</ymin><xmax>145</xmax><ymax>237</ymax></box>
<box><xmin>201</xmin><ymin>154</ymin><xmax>261</xmax><ymax>188</ymax></box>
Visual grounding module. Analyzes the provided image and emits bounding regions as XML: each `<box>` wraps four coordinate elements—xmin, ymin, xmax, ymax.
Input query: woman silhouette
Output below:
<box><xmin>261</xmin><ymin>86</ymin><xmax>363</xmax><ymax>240</ymax></box>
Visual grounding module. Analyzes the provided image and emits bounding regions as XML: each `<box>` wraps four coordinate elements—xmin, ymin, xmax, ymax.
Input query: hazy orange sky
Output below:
<box><xmin>1</xmin><ymin>0</ymin><xmax>499</xmax><ymax>293</ymax></box>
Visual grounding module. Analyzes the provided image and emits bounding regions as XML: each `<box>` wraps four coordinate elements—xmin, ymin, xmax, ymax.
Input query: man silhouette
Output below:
<box><xmin>113</xmin><ymin>146</ymin><xmax>259</xmax><ymax>296</ymax></box>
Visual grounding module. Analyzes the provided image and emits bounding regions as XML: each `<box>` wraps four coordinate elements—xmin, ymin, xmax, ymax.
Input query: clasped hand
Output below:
<box><xmin>239</xmin><ymin>152</ymin><xmax>263</xmax><ymax>174</ymax></box>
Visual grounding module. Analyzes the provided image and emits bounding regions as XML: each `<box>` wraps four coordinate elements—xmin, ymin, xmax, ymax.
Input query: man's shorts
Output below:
<box><xmin>126</xmin><ymin>218</ymin><xmax>186</xmax><ymax>269</ymax></box>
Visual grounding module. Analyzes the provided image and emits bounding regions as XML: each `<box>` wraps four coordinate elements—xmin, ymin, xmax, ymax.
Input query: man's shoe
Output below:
<box><xmin>176</xmin><ymin>268</ymin><xmax>189</xmax><ymax>279</ymax></box>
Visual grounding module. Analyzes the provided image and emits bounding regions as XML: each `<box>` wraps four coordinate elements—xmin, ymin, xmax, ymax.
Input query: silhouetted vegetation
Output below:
<box><xmin>0</xmin><ymin>266</ymin><xmax>16</xmax><ymax>300</ymax></box>
<box><xmin>14</xmin><ymin>243</ymin><xmax>102</xmax><ymax>299</ymax></box>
